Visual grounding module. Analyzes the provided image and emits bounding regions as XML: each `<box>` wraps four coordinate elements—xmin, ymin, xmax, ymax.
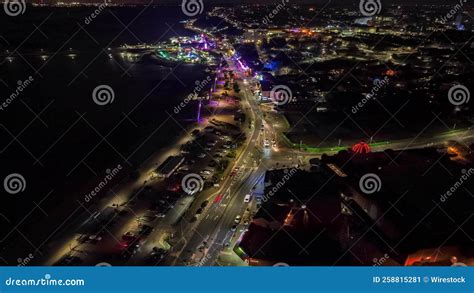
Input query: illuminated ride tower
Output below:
<box><xmin>352</xmin><ymin>141</ymin><xmax>371</xmax><ymax>154</ymax></box>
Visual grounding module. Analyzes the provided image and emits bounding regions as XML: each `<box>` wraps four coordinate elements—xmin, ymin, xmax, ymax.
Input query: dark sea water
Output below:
<box><xmin>0</xmin><ymin>6</ymin><xmax>215</xmax><ymax>262</ymax></box>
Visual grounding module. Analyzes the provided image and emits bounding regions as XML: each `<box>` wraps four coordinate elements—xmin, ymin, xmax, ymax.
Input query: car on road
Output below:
<box><xmin>122</xmin><ymin>232</ymin><xmax>138</xmax><ymax>243</ymax></box>
<box><xmin>197</xmin><ymin>153</ymin><xmax>207</xmax><ymax>159</ymax></box>
<box><xmin>120</xmin><ymin>244</ymin><xmax>140</xmax><ymax>259</ymax></box>
<box><xmin>263</xmin><ymin>139</ymin><xmax>270</xmax><ymax>148</ymax></box>
<box><xmin>234</xmin><ymin>215</ymin><xmax>241</xmax><ymax>224</ymax></box>
<box><xmin>244</xmin><ymin>194</ymin><xmax>252</xmax><ymax>203</ymax></box>
<box><xmin>78</xmin><ymin>233</ymin><xmax>102</xmax><ymax>245</ymax></box>
<box><xmin>149</xmin><ymin>247</ymin><xmax>168</xmax><ymax>261</ymax></box>
<box><xmin>139</xmin><ymin>225</ymin><xmax>154</xmax><ymax>236</ymax></box>
<box><xmin>231</xmin><ymin>224</ymin><xmax>237</xmax><ymax>232</ymax></box>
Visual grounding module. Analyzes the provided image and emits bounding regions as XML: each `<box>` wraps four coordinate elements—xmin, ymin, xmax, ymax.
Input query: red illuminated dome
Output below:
<box><xmin>352</xmin><ymin>141</ymin><xmax>371</xmax><ymax>154</ymax></box>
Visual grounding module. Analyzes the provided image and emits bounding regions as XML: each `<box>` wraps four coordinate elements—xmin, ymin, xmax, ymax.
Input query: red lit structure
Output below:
<box><xmin>352</xmin><ymin>141</ymin><xmax>371</xmax><ymax>154</ymax></box>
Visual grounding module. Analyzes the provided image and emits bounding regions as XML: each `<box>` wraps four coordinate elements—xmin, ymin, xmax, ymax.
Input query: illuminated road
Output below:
<box><xmin>167</xmin><ymin>54</ymin><xmax>265</xmax><ymax>266</ymax></box>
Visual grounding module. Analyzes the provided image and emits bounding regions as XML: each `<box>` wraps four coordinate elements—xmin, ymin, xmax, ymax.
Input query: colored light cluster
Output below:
<box><xmin>352</xmin><ymin>141</ymin><xmax>371</xmax><ymax>154</ymax></box>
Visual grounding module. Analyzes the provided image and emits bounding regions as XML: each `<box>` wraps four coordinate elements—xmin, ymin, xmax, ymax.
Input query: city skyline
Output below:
<box><xmin>0</xmin><ymin>0</ymin><xmax>472</xmax><ymax>269</ymax></box>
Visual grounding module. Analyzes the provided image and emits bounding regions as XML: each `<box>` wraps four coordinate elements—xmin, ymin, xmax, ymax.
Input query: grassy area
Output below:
<box><xmin>281</xmin><ymin>133</ymin><xmax>391</xmax><ymax>153</ymax></box>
